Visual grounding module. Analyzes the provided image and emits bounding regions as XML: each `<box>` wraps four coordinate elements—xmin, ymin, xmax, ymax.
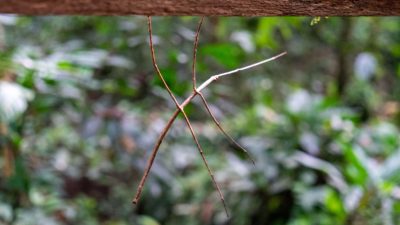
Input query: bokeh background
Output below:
<box><xmin>0</xmin><ymin>16</ymin><xmax>400</xmax><ymax>225</ymax></box>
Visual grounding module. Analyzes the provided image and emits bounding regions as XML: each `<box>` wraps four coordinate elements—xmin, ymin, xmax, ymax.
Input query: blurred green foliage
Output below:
<box><xmin>0</xmin><ymin>16</ymin><xmax>399</xmax><ymax>225</ymax></box>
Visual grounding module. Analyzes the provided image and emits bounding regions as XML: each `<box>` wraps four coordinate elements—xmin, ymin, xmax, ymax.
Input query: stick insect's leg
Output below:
<box><xmin>196</xmin><ymin>91</ymin><xmax>255</xmax><ymax>165</ymax></box>
<box><xmin>133</xmin><ymin>109</ymin><xmax>180</xmax><ymax>204</ymax></box>
<box><xmin>179</xmin><ymin>107</ymin><xmax>229</xmax><ymax>217</ymax></box>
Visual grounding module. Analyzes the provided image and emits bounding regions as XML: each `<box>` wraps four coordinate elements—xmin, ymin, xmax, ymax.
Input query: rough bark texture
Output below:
<box><xmin>0</xmin><ymin>0</ymin><xmax>399</xmax><ymax>16</ymax></box>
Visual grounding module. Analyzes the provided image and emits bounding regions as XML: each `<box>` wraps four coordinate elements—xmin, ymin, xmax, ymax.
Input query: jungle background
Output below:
<box><xmin>0</xmin><ymin>16</ymin><xmax>400</xmax><ymax>225</ymax></box>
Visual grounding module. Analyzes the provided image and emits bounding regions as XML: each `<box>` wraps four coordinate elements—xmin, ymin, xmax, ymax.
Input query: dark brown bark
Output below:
<box><xmin>0</xmin><ymin>0</ymin><xmax>399</xmax><ymax>16</ymax></box>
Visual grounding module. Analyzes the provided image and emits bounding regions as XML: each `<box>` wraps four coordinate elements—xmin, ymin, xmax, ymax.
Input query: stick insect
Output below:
<box><xmin>133</xmin><ymin>16</ymin><xmax>286</xmax><ymax>217</ymax></box>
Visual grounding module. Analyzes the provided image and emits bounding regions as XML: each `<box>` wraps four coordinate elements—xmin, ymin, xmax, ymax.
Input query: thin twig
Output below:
<box><xmin>197</xmin><ymin>92</ymin><xmax>255</xmax><ymax>165</ymax></box>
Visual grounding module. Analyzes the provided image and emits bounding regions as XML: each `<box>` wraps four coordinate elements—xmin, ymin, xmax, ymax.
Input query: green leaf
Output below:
<box><xmin>201</xmin><ymin>43</ymin><xmax>242</xmax><ymax>69</ymax></box>
<box><xmin>325</xmin><ymin>188</ymin><xmax>346</xmax><ymax>218</ymax></box>
<box><xmin>341</xmin><ymin>143</ymin><xmax>369</xmax><ymax>186</ymax></box>
<box><xmin>138</xmin><ymin>216</ymin><xmax>160</xmax><ymax>225</ymax></box>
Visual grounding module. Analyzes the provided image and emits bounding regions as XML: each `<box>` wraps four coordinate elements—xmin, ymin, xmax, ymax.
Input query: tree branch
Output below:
<box><xmin>1</xmin><ymin>0</ymin><xmax>398</xmax><ymax>16</ymax></box>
